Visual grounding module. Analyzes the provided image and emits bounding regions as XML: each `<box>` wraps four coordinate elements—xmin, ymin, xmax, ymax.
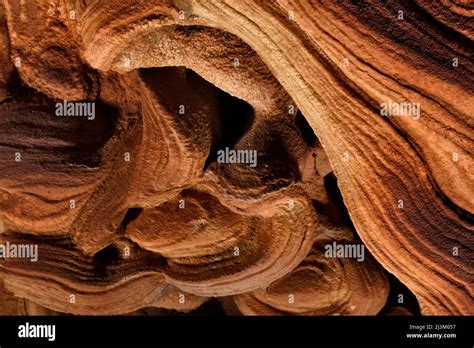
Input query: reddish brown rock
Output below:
<box><xmin>0</xmin><ymin>0</ymin><xmax>472</xmax><ymax>316</ymax></box>
<box><xmin>234</xmin><ymin>226</ymin><xmax>389</xmax><ymax>315</ymax></box>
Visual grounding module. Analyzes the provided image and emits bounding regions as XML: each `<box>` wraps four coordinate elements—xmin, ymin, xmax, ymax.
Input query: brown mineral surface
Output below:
<box><xmin>0</xmin><ymin>0</ymin><xmax>472</xmax><ymax>316</ymax></box>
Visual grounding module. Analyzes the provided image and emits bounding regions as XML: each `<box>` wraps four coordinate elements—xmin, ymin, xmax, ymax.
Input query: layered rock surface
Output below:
<box><xmin>0</xmin><ymin>0</ymin><xmax>472</xmax><ymax>315</ymax></box>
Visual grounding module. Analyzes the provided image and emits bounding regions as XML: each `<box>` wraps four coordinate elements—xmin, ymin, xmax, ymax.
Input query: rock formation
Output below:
<box><xmin>0</xmin><ymin>0</ymin><xmax>472</xmax><ymax>316</ymax></box>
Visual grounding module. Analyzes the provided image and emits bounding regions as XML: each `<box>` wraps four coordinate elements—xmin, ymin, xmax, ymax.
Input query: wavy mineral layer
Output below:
<box><xmin>0</xmin><ymin>0</ymin><xmax>472</xmax><ymax>315</ymax></box>
<box><xmin>234</xmin><ymin>227</ymin><xmax>389</xmax><ymax>315</ymax></box>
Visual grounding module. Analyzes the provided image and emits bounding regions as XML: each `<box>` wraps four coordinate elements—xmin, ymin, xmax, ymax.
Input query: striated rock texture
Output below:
<box><xmin>234</xmin><ymin>227</ymin><xmax>388</xmax><ymax>315</ymax></box>
<box><xmin>0</xmin><ymin>0</ymin><xmax>472</xmax><ymax>316</ymax></box>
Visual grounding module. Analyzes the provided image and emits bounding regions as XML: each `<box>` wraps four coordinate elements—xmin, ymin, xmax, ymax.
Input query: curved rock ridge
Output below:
<box><xmin>0</xmin><ymin>234</ymin><xmax>208</xmax><ymax>315</ymax></box>
<box><xmin>0</xmin><ymin>0</ymin><xmax>472</xmax><ymax>316</ymax></box>
<box><xmin>233</xmin><ymin>226</ymin><xmax>389</xmax><ymax>315</ymax></box>
<box><xmin>126</xmin><ymin>189</ymin><xmax>317</xmax><ymax>296</ymax></box>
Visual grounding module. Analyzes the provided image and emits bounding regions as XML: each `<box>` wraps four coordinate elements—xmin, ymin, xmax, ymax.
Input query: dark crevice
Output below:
<box><xmin>92</xmin><ymin>244</ymin><xmax>121</xmax><ymax>277</ymax></box>
<box><xmin>65</xmin><ymin>100</ymin><xmax>119</xmax><ymax>167</ymax></box>
<box><xmin>295</xmin><ymin>110</ymin><xmax>317</xmax><ymax>147</ymax></box>
<box><xmin>204</xmin><ymin>77</ymin><xmax>254</xmax><ymax>169</ymax></box>
<box><xmin>119</xmin><ymin>207</ymin><xmax>143</xmax><ymax>232</ymax></box>
<box><xmin>324</xmin><ymin>172</ymin><xmax>354</xmax><ymax>228</ymax></box>
<box><xmin>312</xmin><ymin>173</ymin><xmax>354</xmax><ymax>229</ymax></box>
<box><xmin>4</xmin><ymin>69</ymin><xmax>22</xmax><ymax>98</ymax></box>
<box><xmin>257</xmin><ymin>135</ymin><xmax>301</xmax><ymax>182</ymax></box>
<box><xmin>379</xmin><ymin>272</ymin><xmax>422</xmax><ymax>316</ymax></box>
